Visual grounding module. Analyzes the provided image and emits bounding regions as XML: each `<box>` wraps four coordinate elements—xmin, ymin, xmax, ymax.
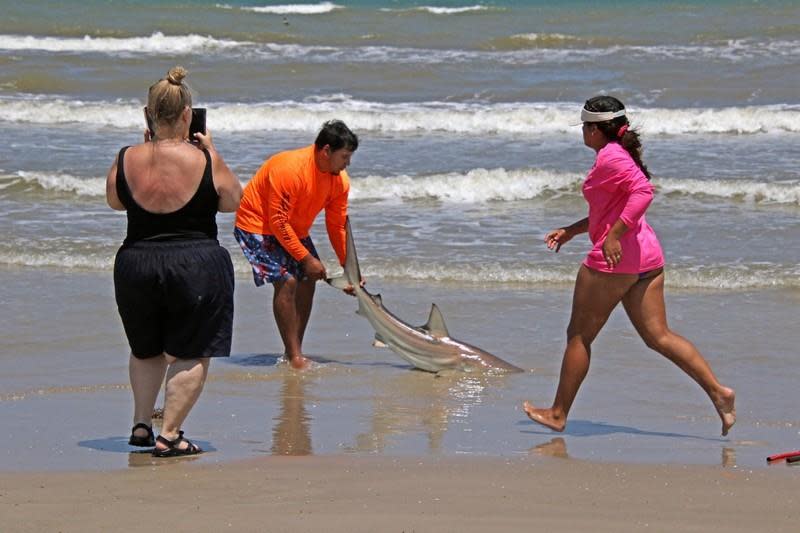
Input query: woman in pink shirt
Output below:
<box><xmin>522</xmin><ymin>96</ymin><xmax>736</xmax><ymax>436</ymax></box>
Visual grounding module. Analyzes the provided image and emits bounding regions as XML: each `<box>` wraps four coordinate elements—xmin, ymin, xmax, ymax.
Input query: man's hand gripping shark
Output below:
<box><xmin>326</xmin><ymin>218</ymin><xmax>524</xmax><ymax>374</ymax></box>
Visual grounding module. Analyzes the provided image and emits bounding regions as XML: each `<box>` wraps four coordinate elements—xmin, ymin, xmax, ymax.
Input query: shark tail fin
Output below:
<box><xmin>326</xmin><ymin>216</ymin><xmax>362</xmax><ymax>289</ymax></box>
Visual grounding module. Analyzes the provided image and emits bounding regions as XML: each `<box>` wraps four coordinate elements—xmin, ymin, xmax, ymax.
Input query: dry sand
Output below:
<box><xmin>2</xmin><ymin>454</ymin><xmax>798</xmax><ymax>532</ymax></box>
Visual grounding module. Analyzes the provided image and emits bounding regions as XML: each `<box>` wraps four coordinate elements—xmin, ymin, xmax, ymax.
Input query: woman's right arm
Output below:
<box><xmin>545</xmin><ymin>217</ymin><xmax>588</xmax><ymax>252</ymax></box>
<box><xmin>194</xmin><ymin>131</ymin><xmax>243</xmax><ymax>213</ymax></box>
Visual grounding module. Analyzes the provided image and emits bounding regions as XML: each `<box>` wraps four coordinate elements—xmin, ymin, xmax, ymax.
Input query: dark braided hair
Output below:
<box><xmin>584</xmin><ymin>95</ymin><xmax>652</xmax><ymax>180</ymax></box>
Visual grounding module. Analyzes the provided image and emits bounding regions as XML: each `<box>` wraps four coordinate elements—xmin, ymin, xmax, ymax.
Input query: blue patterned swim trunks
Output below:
<box><xmin>233</xmin><ymin>227</ymin><xmax>319</xmax><ymax>286</ymax></box>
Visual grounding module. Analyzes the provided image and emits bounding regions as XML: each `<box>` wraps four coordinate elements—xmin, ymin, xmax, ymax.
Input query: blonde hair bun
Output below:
<box><xmin>166</xmin><ymin>66</ymin><xmax>188</xmax><ymax>86</ymax></box>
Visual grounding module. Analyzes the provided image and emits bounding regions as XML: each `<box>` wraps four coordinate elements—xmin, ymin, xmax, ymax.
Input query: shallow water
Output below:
<box><xmin>1</xmin><ymin>269</ymin><xmax>798</xmax><ymax>471</ymax></box>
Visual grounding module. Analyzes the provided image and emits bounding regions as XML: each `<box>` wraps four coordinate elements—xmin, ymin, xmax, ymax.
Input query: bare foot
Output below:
<box><xmin>522</xmin><ymin>401</ymin><xmax>566</xmax><ymax>432</ymax></box>
<box><xmin>289</xmin><ymin>355</ymin><xmax>310</xmax><ymax>370</ymax></box>
<box><xmin>714</xmin><ymin>387</ymin><xmax>736</xmax><ymax>436</ymax></box>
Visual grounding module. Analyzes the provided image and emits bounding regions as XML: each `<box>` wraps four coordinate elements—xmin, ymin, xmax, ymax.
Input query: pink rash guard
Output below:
<box><xmin>581</xmin><ymin>142</ymin><xmax>665</xmax><ymax>274</ymax></box>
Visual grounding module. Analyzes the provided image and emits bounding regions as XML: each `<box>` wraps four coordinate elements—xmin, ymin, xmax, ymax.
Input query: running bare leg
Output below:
<box><xmin>523</xmin><ymin>266</ymin><xmax>638</xmax><ymax>431</ymax></box>
<box><xmin>622</xmin><ymin>272</ymin><xmax>736</xmax><ymax>435</ymax></box>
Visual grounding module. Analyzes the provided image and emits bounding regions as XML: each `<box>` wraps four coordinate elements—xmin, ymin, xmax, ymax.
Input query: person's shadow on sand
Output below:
<box><xmin>519</xmin><ymin>419</ymin><xmax>725</xmax><ymax>442</ymax></box>
<box><xmin>78</xmin><ymin>437</ymin><xmax>216</xmax><ymax>454</ymax></box>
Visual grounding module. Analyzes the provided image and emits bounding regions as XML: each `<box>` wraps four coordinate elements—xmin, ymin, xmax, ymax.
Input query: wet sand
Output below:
<box><xmin>3</xmin><ymin>455</ymin><xmax>799</xmax><ymax>532</ymax></box>
<box><xmin>3</xmin><ymin>268</ymin><xmax>800</xmax><ymax>531</ymax></box>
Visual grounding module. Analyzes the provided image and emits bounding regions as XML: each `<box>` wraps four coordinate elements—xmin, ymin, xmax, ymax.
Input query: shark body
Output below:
<box><xmin>328</xmin><ymin>218</ymin><xmax>523</xmax><ymax>374</ymax></box>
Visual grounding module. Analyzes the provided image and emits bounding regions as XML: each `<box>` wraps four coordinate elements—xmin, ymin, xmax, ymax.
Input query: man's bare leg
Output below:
<box><xmin>622</xmin><ymin>272</ymin><xmax>736</xmax><ymax>435</ymax></box>
<box><xmin>273</xmin><ymin>277</ymin><xmax>310</xmax><ymax>369</ymax></box>
<box><xmin>523</xmin><ymin>266</ymin><xmax>637</xmax><ymax>431</ymax></box>
<box><xmin>295</xmin><ymin>278</ymin><xmax>316</xmax><ymax>347</ymax></box>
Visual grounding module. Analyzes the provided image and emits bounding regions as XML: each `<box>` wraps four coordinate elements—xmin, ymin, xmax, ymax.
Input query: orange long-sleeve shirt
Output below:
<box><xmin>235</xmin><ymin>145</ymin><xmax>350</xmax><ymax>264</ymax></box>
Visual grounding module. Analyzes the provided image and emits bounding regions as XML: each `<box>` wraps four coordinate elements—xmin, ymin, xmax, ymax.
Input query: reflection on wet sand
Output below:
<box><xmin>721</xmin><ymin>446</ymin><xmax>736</xmax><ymax>468</ymax></box>
<box><xmin>348</xmin><ymin>372</ymin><xmax>490</xmax><ymax>454</ymax></box>
<box><xmin>526</xmin><ymin>440</ymin><xmax>738</xmax><ymax>467</ymax></box>
<box><xmin>530</xmin><ymin>437</ymin><xmax>569</xmax><ymax>459</ymax></box>
<box><xmin>271</xmin><ymin>372</ymin><xmax>312</xmax><ymax>456</ymax></box>
<box><xmin>128</xmin><ymin>450</ymin><xmax>201</xmax><ymax>468</ymax></box>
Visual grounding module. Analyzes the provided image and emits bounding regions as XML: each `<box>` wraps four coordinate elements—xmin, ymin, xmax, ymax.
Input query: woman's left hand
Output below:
<box><xmin>602</xmin><ymin>236</ymin><xmax>623</xmax><ymax>269</ymax></box>
<box><xmin>192</xmin><ymin>130</ymin><xmax>215</xmax><ymax>151</ymax></box>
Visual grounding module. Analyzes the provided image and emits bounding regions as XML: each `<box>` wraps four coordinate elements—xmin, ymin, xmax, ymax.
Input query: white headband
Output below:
<box><xmin>580</xmin><ymin>108</ymin><xmax>626</xmax><ymax>123</ymax></box>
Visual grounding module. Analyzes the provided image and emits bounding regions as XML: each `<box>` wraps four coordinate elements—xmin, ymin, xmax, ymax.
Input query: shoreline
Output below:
<box><xmin>2</xmin><ymin>455</ymin><xmax>798</xmax><ymax>532</ymax></box>
<box><xmin>2</xmin><ymin>267</ymin><xmax>800</xmax><ymax>470</ymax></box>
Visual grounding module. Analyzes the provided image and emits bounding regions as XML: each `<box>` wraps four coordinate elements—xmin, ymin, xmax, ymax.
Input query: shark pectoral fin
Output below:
<box><xmin>422</xmin><ymin>303</ymin><xmax>450</xmax><ymax>337</ymax></box>
<box><xmin>326</xmin><ymin>275</ymin><xmax>351</xmax><ymax>290</ymax></box>
<box><xmin>372</xmin><ymin>335</ymin><xmax>389</xmax><ymax>348</ymax></box>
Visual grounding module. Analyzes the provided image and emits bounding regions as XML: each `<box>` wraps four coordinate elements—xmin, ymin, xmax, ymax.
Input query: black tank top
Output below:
<box><xmin>116</xmin><ymin>146</ymin><xmax>219</xmax><ymax>243</ymax></box>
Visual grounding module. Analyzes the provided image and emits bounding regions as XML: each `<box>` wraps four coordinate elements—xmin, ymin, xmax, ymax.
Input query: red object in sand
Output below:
<box><xmin>766</xmin><ymin>450</ymin><xmax>800</xmax><ymax>462</ymax></box>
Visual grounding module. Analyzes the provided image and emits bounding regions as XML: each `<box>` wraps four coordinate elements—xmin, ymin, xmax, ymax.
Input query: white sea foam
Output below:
<box><xmin>349</xmin><ymin>170</ymin><xmax>799</xmax><ymax>206</ymax></box>
<box><xmin>10</xmin><ymin>171</ymin><xmax>106</xmax><ymax>196</ymax></box>
<box><xmin>350</xmin><ymin>168</ymin><xmax>583</xmax><ymax>203</ymax></box>
<box><xmin>657</xmin><ymin>177</ymin><xmax>800</xmax><ymax>205</ymax></box>
<box><xmin>410</xmin><ymin>5</ymin><xmax>490</xmax><ymax>15</ymax></box>
<box><xmin>1</xmin><ymin>32</ymin><xmax>796</xmax><ymax>64</ymax></box>
<box><xmin>0</xmin><ymin>249</ymin><xmax>256</xmax><ymax>273</ymax></box>
<box><xmin>0</xmin><ymin>32</ymin><xmax>247</xmax><ymax>55</ymax></box>
<box><xmin>6</xmin><ymin>166</ymin><xmax>797</xmax><ymax>207</ymax></box>
<box><xmin>2</xmin><ymin>96</ymin><xmax>799</xmax><ymax>137</ymax></box>
<box><xmin>508</xmin><ymin>33</ymin><xmax>576</xmax><ymax>43</ymax></box>
<box><xmin>2</xmin><ymin>247</ymin><xmax>794</xmax><ymax>289</ymax></box>
<box><xmin>221</xmin><ymin>2</ymin><xmax>343</xmax><ymax>14</ymax></box>
<box><xmin>363</xmin><ymin>260</ymin><xmax>800</xmax><ymax>290</ymax></box>
<box><xmin>0</xmin><ymin>251</ymin><xmax>113</xmax><ymax>271</ymax></box>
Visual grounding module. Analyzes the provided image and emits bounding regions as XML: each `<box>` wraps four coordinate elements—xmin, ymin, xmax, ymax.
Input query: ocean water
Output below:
<box><xmin>0</xmin><ymin>0</ymin><xmax>799</xmax><ymax>471</ymax></box>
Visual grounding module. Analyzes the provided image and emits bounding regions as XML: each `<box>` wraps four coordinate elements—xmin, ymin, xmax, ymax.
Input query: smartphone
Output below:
<box><xmin>189</xmin><ymin>107</ymin><xmax>206</xmax><ymax>139</ymax></box>
<box><xmin>143</xmin><ymin>107</ymin><xmax>206</xmax><ymax>139</ymax></box>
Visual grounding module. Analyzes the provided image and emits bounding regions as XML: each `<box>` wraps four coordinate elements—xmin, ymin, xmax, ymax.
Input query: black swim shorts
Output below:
<box><xmin>113</xmin><ymin>239</ymin><xmax>234</xmax><ymax>359</ymax></box>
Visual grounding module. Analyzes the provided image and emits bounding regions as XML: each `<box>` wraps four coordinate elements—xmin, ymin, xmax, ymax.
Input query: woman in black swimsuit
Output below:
<box><xmin>106</xmin><ymin>66</ymin><xmax>242</xmax><ymax>457</ymax></box>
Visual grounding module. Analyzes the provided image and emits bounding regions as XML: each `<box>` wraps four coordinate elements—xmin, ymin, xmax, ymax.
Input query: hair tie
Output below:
<box><xmin>617</xmin><ymin>124</ymin><xmax>629</xmax><ymax>138</ymax></box>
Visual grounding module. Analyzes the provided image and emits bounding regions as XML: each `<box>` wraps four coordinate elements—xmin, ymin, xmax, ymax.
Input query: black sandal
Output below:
<box><xmin>152</xmin><ymin>431</ymin><xmax>203</xmax><ymax>457</ymax></box>
<box><xmin>128</xmin><ymin>423</ymin><xmax>155</xmax><ymax>447</ymax></box>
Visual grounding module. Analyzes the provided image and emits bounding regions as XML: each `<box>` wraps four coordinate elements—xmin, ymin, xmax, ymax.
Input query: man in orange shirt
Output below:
<box><xmin>234</xmin><ymin>120</ymin><xmax>358</xmax><ymax>369</ymax></box>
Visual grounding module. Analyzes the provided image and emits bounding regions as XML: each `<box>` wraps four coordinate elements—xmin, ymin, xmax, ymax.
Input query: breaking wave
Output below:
<box><xmin>2</xmin><ymin>96</ymin><xmax>798</xmax><ymax>136</ymax></box>
<box><xmin>4</xmin><ymin>168</ymin><xmax>797</xmax><ymax>206</ymax></box>
<box><xmin>0</xmin><ymin>32</ymin><xmax>245</xmax><ymax>54</ymax></box>
<box><xmin>2</xmin><ymin>247</ymin><xmax>796</xmax><ymax>290</ymax></box>
<box><xmin>217</xmin><ymin>2</ymin><xmax>343</xmax><ymax>14</ymax></box>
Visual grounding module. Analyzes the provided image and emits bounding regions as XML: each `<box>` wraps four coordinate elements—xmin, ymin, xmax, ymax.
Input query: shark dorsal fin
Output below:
<box><xmin>423</xmin><ymin>303</ymin><xmax>449</xmax><ymax>337</ymax></box>
<box><xmin>371</xmin><ymin>293</ymin><xmax>383</xmax><ymax>307</ymax></box>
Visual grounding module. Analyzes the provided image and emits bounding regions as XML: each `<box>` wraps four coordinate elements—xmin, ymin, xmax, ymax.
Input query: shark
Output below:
<box><xmin>327</xmin><ymin>218</ymin><xmax>524</xmax><ymax>374</ymax></box>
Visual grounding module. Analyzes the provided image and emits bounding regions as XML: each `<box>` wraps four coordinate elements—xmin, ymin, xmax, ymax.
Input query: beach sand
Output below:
<box><xmin>3</xmin><ymin>269</ymin><xmax>800</xmax><ymax>531</ymax></box>
<box><xmin>3</xmin><ymin>455</ymin><xmax>799</xmax><ymax>532</ymax></box>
